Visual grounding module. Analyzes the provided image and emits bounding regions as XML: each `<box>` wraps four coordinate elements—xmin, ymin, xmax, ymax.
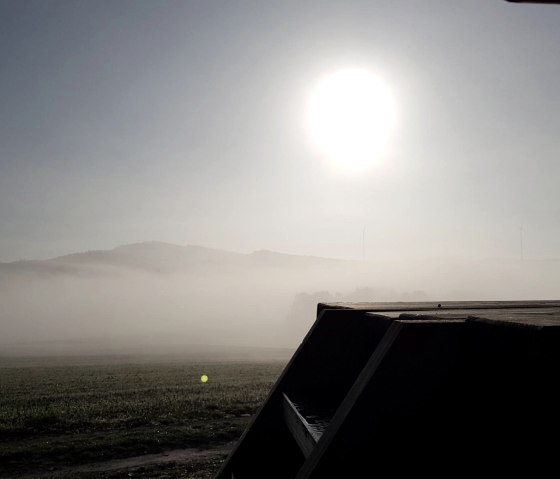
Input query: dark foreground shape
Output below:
<box><xmin>216</xmin><ymin>301</ymin><xmax>560</xmax><ymax>478</ymax></box>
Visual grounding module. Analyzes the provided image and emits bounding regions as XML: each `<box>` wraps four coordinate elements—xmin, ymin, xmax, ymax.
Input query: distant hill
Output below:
<box><xmin>0</xmin><ymin>242</ymin><xmax>360</xmax><ymax>350</ymax></box>
<box><xmin>0</xmin><ymin>241</ymin><xmax>347</xmax><ymax>279</ymax></box>
<box><xmin>1</xmin><ymin>241</ymin><xmax>558</xmax><ymax>352</ymax></box>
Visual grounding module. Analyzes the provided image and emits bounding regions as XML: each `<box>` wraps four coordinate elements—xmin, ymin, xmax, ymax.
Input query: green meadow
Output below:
<box><xmin>0</xmin><ymin>356</ymin><xmax>285</xmax><ymax>478</ymax></box>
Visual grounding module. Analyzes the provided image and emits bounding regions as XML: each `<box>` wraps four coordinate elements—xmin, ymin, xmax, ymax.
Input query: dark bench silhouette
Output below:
<box><xmin>216</xmin><ymin>301</ymin><xmax>560</xmax><ymax>478</ymax></box>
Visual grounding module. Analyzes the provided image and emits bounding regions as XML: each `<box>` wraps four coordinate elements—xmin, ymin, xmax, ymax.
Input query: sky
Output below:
<box><xmin>1</xmin><ymin>0</ymin><xmax>560</xmax><ymax>263</ymax></box>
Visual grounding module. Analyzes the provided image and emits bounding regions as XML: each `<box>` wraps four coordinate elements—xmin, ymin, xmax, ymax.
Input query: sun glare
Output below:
<box><xmin>307</xmin><ymin>69</ymin><xmax>396</xmax><ymax>172</ymax></box>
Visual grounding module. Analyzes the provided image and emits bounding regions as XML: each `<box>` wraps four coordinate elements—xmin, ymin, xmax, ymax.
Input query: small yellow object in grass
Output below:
<box><xmin>200</xmin><ymin>374</ymin><xmax>209</xmax><ymax>383</ymax></box>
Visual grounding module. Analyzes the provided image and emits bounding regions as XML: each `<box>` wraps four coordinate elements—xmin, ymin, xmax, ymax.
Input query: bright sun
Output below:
<box><xmin>307</xmin><ymin>69</ymin><xmax>396</xmax><ymax>171</ymax></box>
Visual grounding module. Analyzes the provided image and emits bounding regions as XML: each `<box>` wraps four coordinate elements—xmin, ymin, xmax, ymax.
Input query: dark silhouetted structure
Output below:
<box><xmin>217</xmin><ymin>301</ymin><xmax>560</xmax><ymax>478</ymax></box>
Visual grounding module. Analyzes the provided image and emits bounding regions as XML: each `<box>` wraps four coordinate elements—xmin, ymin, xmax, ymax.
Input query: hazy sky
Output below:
<box><xmin>1</xmin><ymin>0</ymin><xmax>559</xmax><ymax>262</ymax></box>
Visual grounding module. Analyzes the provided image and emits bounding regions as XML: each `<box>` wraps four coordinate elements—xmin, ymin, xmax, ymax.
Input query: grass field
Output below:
<box><xmin>0</xmin><ymin>355</ymin><xmax>286</xmax><ymax>478</ymax></box>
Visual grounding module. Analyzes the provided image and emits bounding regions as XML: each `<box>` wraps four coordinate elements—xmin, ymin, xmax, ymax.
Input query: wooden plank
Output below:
<box><xmin>506</xmin><ymin>1</ymin><xmax>560</xmax><ymax>4</ymax></box>
<box><xmin>295</xmin><ymin>320</ymin><xmax>405</xmax><ymax>479</ymax></box>
<box><xmin>393</xmin><ymin>309</ymin><xmax>560</xmax><ymax>328</ymax></box>
<box><xmin>215</xmin><ymin>306</ymin><xmax>344</xmax><ymax>478</ymax></box>
<box><xmin>282</xmin><ymin>393</ymin><xmax>320</xmax><ymax>457</ymax></box>
<box><xmin>282</xmin><ymin>312</ymin><xmax>394</xmax><ymax>421</ymax></box>
<box><xmin>289</xmin><ymin>400</ymin><xmax>333</xmax><ymax>441</ymax></box>
<box><xmin>318</xmin><ymin>300</ymin><xmax>560</xmax><ymax>314</ymax></box>
<box><xmin>216</xmin><ymin>308</ymin><xmax>376</xmax><ymax>478</ymax></box>
<box><xmin>297</xmin><ymin>319</ymin><xmax>466</xmax><ymax>479</ymax></box>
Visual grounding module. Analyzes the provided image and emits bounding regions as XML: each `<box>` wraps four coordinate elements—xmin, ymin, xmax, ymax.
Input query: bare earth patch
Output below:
<box><xmin>15</xmin><ymin>444</ymin><xmax>233</xmax><ymax>479</ymax></box>
<box><xmin>75</xmin><ymin>444</ymin><xmax>231</xmax><ymax>473</ymax></box>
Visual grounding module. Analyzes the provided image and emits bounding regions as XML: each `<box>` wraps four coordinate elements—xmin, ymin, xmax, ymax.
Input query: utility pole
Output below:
<box><xmin>520</xmin><ymin>225</ymin><xmax>524</xmax><ymax>262</ymax></box>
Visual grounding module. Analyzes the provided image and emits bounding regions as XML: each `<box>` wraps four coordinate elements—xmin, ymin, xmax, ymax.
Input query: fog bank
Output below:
<box><xmin>1</xmin><ymin>242</ymin><xmax>558</xmax><ymax>353</ymax></box>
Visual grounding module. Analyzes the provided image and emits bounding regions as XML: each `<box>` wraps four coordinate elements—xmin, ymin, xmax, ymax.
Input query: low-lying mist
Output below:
<box><xmin>1</xmin><ymin>242</ymin><xmax>558</xmax><ymax>355</ymax></box>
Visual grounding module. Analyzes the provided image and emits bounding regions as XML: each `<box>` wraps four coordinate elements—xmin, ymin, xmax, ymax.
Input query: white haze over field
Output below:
<box><xmin>1</xmin><ymin>2</ymin><xmax>559</xmax><ymax>356</ymax></box>
<box><xmin>1</xmin><ymin>242</ymin><xmax>558</xmax><ymax>354</ymax></box>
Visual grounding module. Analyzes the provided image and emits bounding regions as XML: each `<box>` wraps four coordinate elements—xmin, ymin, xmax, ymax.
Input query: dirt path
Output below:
<box><xmin>75</xmin><ymin>444</ymin><xmax>232</xmax><ymax>473</ymax></box>
<box><xmin>15</xmin><ymin>444</ymin><xmax>233</xmax><ymax>478</ymax></box>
